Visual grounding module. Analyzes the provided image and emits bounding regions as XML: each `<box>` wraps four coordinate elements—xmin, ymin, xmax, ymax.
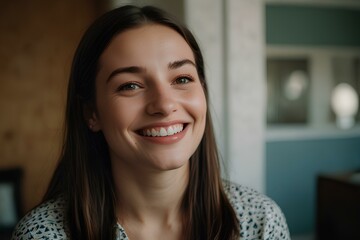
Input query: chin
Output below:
<box><xmin>149</xmin><ymin>156</ymin><xmax>190</xmax><ymax>171</ymax></box>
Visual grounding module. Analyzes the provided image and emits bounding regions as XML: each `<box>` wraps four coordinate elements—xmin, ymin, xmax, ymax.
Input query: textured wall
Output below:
<box><xmin>0</xmin><ymin>0</ymin><xmax>103</xmax><ymax>212</ymax></box>
<box><xmin>225</xmin><ymin>0</ymin><xmax>265</xmax><ymax>192</ymax></box>
<box><xmin>185</xmin><ymin>0</ymin><xmax>265</xmax><ymax>191</ymax></box>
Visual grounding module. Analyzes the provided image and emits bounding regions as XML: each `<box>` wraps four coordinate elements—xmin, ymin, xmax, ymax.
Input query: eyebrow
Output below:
<box><xmin>168</xmin><ymin>59</ymin><xmax>196</xmax><ymax>70</ymax></box>
<box><xmin>107</xmin><ymin>66</ymin><xmax>145</xmax><ymax>83</ymax></box>
<box><xmin>106</xmin><ymin>59</ymin><xmax>196</xmax><ymax>83</ymax></box>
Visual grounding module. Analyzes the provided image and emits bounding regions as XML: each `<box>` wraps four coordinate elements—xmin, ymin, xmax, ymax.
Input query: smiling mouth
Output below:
<box><xmin>138</xmin><ymin>124</ymin><xmax>186</xmax><ymax>137</ymax></box>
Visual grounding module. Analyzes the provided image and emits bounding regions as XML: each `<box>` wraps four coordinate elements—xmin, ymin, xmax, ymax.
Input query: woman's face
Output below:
<box><xmin>91</xmin><ymin>24</ymin><xmax>207</xmax><ymax>172</ymax></box>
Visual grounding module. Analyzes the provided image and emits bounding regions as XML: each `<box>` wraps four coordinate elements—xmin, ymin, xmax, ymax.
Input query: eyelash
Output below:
<box><xmin>116</xmin><ymin>75</ymin><xmax>194</xmax><ymax>92</ymax></box>
<box><xmin>173</xmin><ymin>75</ymin><xmax>194</xmax><ymax>85</ymax></box>
<box><xmin>117</xmin><ymin>82</ymin><xmax>141</xmax><ymax>91</ymax></box>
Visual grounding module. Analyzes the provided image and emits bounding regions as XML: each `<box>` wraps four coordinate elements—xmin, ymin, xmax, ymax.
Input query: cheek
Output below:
<box><xmin>97</xmin><ymin>100</ymin><xmax>142</xmax><ymax>154</ymax></box>
<box><xmin>97</xmin><ymin>97</ymin><xmax>143</xmax><ymax>131</ymax></box>
<box><xmin>185</xmin><ymin>88</ymin><xmax>207</xmax><ymax>123</ymax></box>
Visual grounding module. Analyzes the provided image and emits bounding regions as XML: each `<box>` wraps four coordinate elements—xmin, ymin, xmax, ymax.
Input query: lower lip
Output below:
<box><xmin>138</xmin><ymin>125</ymin><xmax>188</xmax><ymax>144</ymax></box>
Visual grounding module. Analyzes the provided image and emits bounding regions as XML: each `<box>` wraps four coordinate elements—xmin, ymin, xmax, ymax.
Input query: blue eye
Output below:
<box><xmin>118</xmin><ymin>83</ymin><xmax>141</xmax><ymax>91</ymax></box>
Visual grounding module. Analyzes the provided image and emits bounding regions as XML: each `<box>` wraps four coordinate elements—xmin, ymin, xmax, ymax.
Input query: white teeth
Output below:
<box><xmin>141</xmin><ymin>124</ymin><xmax>184</xmax><ymax>137</ymax></box>
<box><xmin>151</xmin><ymin>129</ymin><xmax>157</xmax><ymax>137</ymax></box>
<box><xmin>167</xmin><ymin>126</ymin><xmax>174</xmax><ymax>135</ymax></box>
<box><xmin>160</xmin><ymin>128</ymin><xmax>167</xmax><ymax>136</ymax></box>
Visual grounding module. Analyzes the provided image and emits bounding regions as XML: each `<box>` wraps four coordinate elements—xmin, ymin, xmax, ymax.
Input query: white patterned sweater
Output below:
<box><xmin>12</xmin><ymin>182</ymin><xmax>290</xmax><ymax>240</ymax></box>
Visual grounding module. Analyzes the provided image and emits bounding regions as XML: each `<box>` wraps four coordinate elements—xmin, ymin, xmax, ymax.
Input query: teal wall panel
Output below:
<box><xmin>266</xmin><ymin>137</ymin><xmax>360</xmax><ymax>235</ymax></box>
<box><xmin>266</xmin><ymin>5</ymin><xmax>360</xmax><ymax>46</ymax></box>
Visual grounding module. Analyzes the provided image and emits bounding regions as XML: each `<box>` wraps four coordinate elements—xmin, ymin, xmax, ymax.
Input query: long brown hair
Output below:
<box><xmin>44</xmin><ymin>5</ymin><xmax>239</xmax><ymax>240</ymax></box>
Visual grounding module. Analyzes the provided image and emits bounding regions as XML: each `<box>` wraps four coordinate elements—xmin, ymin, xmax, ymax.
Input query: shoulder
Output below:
<box><xmin>12</xmin><ymin>198</ymin><xmax>69</xmax><ymax>240</ymax></box>
<box><xmin>223</xmin><ymin>181</ymin><xmax>290</xmax><ymax>240</ymax></box>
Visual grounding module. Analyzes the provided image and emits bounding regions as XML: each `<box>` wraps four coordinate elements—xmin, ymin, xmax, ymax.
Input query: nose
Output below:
<box><xmin>145</xmin><ymin>85</ymin><xmax>177</xmax><ymax>116</ymax></box>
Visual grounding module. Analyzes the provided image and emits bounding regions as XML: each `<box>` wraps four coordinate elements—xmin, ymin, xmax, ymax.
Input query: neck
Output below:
<box><xmin>112</xmin><ymin>160</ymin><xmax>189</xmax><ymax>225</ymax></box>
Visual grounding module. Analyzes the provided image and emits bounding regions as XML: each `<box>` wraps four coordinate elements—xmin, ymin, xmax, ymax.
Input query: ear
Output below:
<box><xmin>83</xmin><ymin>104</ymin><xmax>101</xmax><ymax>132</ymax></box>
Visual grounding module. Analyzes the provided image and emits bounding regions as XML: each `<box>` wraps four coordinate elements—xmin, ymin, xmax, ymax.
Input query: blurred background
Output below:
<box><xmin>1</xmin><ymin>0</ymin><xmax>360</xmax><ymax>239</ymax></box>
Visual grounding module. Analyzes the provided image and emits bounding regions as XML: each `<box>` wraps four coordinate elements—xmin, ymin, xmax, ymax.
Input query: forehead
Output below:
<box><xmin>98</xmin><ymin>24</ymin><xmax>195</xmax><ymax>68</ymax></box>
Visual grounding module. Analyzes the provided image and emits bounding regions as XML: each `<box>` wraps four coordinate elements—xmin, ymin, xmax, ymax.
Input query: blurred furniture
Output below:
<box><xmin>317</xmin><ymin>170</ymin><xmax>360</xmax><ymax>240</ymax></box>
<box><xmin>0</xmin><ymin>168</ymin><xmax>23</xmax><ymax>240</ymax></box>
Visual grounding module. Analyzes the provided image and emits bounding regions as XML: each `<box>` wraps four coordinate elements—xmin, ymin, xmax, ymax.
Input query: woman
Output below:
<box><xmin>12</xmin><ymin>5</ymin><xmax>290</xmax><ymax>240</ymax></box>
